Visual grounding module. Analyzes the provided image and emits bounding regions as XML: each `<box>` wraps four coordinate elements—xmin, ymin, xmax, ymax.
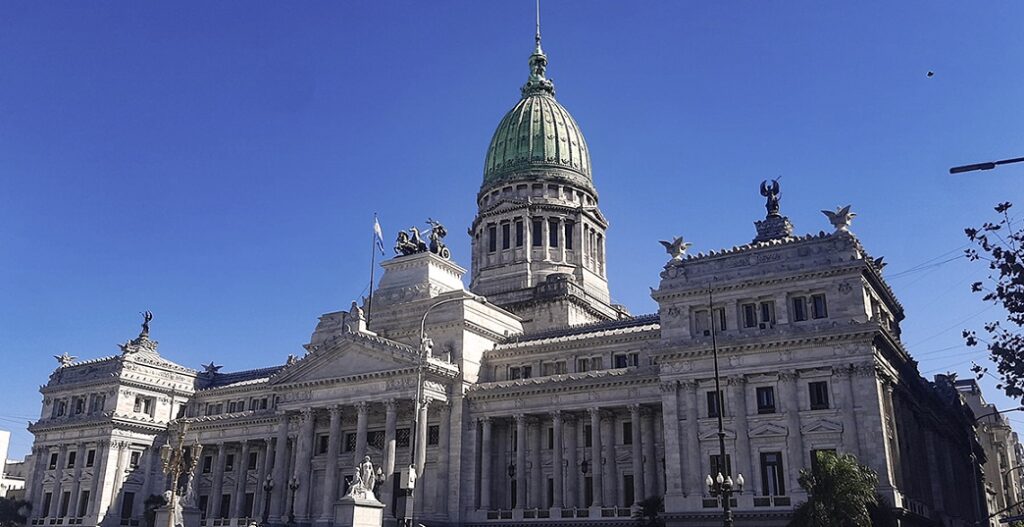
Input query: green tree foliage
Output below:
<box><xmin>0</xmin><ymin>498</ymin><xmax>31</xmax><ymax>527</ymax></box>
<box><xmin>788</xmin><ymin>452</ymin><xmax>879</xmax><ymax>527</ymax></box>
<box><xmin>964</xmin><ymin>202</ymin><xmax>1024</xmax><ymax>398</ymax></box>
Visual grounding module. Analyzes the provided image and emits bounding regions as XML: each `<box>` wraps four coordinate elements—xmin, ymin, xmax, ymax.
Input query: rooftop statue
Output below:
<box><xmin>760</xmin><ymin>179</ymin><xmax>781</xmax><ymax>218</ymax></box>
<box><xmin>660</xmin><ymin>236</ymin><xmax>692</xmax><ymax>262</ymax></box>
<box><xmin>394</xmin><ymin>219</ymin><xmax>451</xmax><ymax>260</ymax></box>
<box><xmin>822</xmin><ymin>205</ymin><xmax>856</xmax><ymax>232</ymax></box>
<box><xmin>54</xmin><ymin>352</ymin><xmax>77</xmax><ymax>368</ymax></box>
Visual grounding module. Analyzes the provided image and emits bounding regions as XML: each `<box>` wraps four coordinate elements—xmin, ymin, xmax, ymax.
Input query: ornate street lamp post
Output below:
<box><xmin>403</xmin><ymin>293</ymin><xmax>486</xmax><ymax>527</ymax></box>
<box><xmin>159</xmin><ymin>423</ymin><xmax>202</xmax><ymax>527</ymax></box>
<box><xmin>704</xmin><ymin>285</ymin><xmax>743</xmax><ymax>526</ymax></box>
<box><xmin>287</xmin><ymin>477</ymin><xmax>300</xmax><ymax>525</ymax></box>
<box><xmin>261</xmin><ymin>475</ymin><xmax>273</xmax><ymax>525</ymax></box>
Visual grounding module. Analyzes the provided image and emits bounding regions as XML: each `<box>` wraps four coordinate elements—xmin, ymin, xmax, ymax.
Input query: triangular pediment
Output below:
<box><xmin>802</xmin><ymin>419</ymin><xmax>843</xmax><ymax>435</ymax></box>
<box><xmin>749</xmin><ymin>423</ymin><xmax>789</xmax><ymax>438</ymax></box>
<box><xmin>271</xmin><ymin>333</ymin><xmax>422</xmax><ymax>386</ymax></box>
<box><xmin>699</xmin><ymin>427</ymin><xmax>736</xmax><ymax>441</ymax></box>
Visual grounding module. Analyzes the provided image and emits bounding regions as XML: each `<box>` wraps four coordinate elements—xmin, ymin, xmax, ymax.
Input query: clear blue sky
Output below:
<box><xmin>2</xmin><ymin>1</ymin><xmax>1023</xmax><ymax>458</ymax></box>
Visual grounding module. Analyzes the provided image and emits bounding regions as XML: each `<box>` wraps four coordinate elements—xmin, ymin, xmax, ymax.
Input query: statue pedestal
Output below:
<box><xmin>154</xmin><ymin>506</ymin><xmax>201</xmax><ymax>527</ymax></box>
<box><xmin>335</xmin><ymin>494</ymin><xmax>385</xmax><ymax>527</ymax></box>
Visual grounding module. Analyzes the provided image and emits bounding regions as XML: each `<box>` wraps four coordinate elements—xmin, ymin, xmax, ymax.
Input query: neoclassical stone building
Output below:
<box><xmin>25</xmin><ymin>26</ymin><xmax>987</xmax><ymax>527</ymax></box>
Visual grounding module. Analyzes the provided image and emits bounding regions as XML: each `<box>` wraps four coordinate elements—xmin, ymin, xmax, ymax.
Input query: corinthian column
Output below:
<box><xmin>588</xmin><ymin>408</ymin><xmax>604</xmax><ymax>508</ymax></box>
<box><xmin>551</xmin><ymin>412</ymin><xmax>564</xmax><ymax>510</ymax></box>
<box><xmin>514</xmin><ymin>414</ymin><xmax>527</xmax><ymax>510</ymax></box>
<box><xmin>354</xmin><ymin>402</ymin><xmax>369</xmax><ymax>462</ymax></box>
<box><xmin>319</xmin><ymin>406</ymin><xmax>343</xmax><ymax>524</ymax></box>
<box><xmin>479</xmin><ymin>417</ymin><xmax>493</xmax><ymax>511</ymax></box>
<box><xmin>233</xmin><ymin>440</ymin><xmax>251</xmax><ymax>519</ymax></box>
<box><xmin>269</xmin><ymin>413</ymin><xmax>290</xmax><ymax>523</ymax></box>
<box><xmin>780</xmin><ymin>370</ymin><xmax>805</xmax><ymax>494</ymax></box>
<box><xmin>209</xmin><ymin>443</ymin><xmax>228</xmax><ymax>519</ymax></box>
<box><xmin>563</xmin><ymin>414</ymin><xmax>578</xmax><ymax>509</ymax></box>
<box><xmin>293</xmin><ymin>409</ymin><xmax>316</xmax><ymax>522</ymax></box>
<box><xmin>629</xmin><ymin>404</ymin><xmax>644</xmax><ymax>505</ymax></box>
<box><xmin>381</xmin><ymin>400</ymin><xmax>397</xmax><ymax>507</ymax></box>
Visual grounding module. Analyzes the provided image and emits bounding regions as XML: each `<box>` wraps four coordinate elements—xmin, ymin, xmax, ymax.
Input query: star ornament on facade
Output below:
<box><xmin>54</xmin><ymin>352</ymin><xmax>77</xmax><ymax>368</ymax></box>
<box><xmin>659</xmin><ymin>236</ymin><xmax>692</xmax><ymax>262</ymax></box>
<box><xmin>202</xmin><ymin>362</ymin><xmax>222</xmax><ymax>375</ymax></box>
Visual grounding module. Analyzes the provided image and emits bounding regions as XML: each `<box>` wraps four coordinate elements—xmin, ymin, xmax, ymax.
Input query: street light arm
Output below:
<box><xmin>418</xmin><ymin>294</ymin><xmax>487</xmax><ymax>352</ymax></box>
<box><xmin>973</xmin><ymin>406</ymin><xmax>1024</xmax><ymax>424</ymax></box>
<box><xmin>950</xmin><ymin>156</ymin><xmax>1024</xmax><ymax>175</ymax></box>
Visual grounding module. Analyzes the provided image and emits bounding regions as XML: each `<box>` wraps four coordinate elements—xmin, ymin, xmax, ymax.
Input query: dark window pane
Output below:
<box><xmin>501</xmin><ymin>223</ymin><xmax>511</xmax><ymax>250</ymax></box>
<box><xmin>812</xmin><ymin>294</ymin><xmax>828</xmax><ymax>319</ymax></box>
<box><xmin>549</xmin><ymin>219</ymin><xmax>559</xmax><ymax>247</ymax></box>
<box><xmin>756</xmin><ymin>387</ymin><xmax>776</xmax><ymax>414</ymax></box>
<box><xmin>565</xmin><ymin>221</ymin><xmax>575</xmax><ymax>250</ymax></box>
<box><xmin>488</xmin><ymin>225</ymin><xmax>497</xmax><ymax>252</ymax></box>
<box><xmin>809</xmin><ymin>381</ymin><xmax>830</xmax><ymax>410</ymax></box>
<box><xmin>515</xmin><ymin>221</ymin><xmax>524</xmax><ymax>247</ymax></box>
<box><xmin>532</xmin><ymin>220</ymin><xmax>543</xmax><ymax>247</ymax></box>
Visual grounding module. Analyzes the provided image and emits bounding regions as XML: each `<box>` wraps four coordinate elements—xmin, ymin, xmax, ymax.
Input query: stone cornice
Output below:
<box><xmin>654</xmin><ymin>262</ymin><xmax>863</xmax><ymax>302</ymax></box>
<box><xmin>653</xmin><ymin>323</ymin><xmax>880</xmax><ymax>361</ymax></box>
<box><xmin>471</xmin><ymin>200</ymin><xmax>608</xmax><ymax>231</ymax></box>
<box><xmin>487</xmin><ymin>326</ymin><xmax>658</xmax><ymax>359</ymax></box>
<box><xmin>195</xmin><ymin>379</ymin><xmax>273</xmax><ymax>398</ymax></box>
<box><xmin>272</xmin><ymin>364</ymin><xmax>457</xmax><ymax>393</ymax></box>
<box><xmin>467</xmin><ymin>368</ymin><xmax>659</xmax><ymax>401</ymax></box>
<box><xmin>178</xmin><ymin>410</ymin><xmax>280</xmax><ymax>432</ymax></box>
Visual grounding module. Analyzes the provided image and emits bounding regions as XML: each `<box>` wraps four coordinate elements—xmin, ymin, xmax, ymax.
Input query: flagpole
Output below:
<box><xmin>367</xmin><ymin>213</ymin><xmax>379</xmax><ymax>329</ymax></box>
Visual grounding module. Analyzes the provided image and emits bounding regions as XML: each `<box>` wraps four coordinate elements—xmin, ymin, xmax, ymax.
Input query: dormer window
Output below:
<box><xmin>508</xmin><ymin>365</ymin><xmax>532</xmax><ymax>380</ymax></box>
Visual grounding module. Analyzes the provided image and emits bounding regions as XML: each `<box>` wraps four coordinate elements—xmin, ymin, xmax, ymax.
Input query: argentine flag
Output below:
<box><xmin>373</xmin><ymin>214</ymin><xmax>386</xmax><ymax>255</ymax></box>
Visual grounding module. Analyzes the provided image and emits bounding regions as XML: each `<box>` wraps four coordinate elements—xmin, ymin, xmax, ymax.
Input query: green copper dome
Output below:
<box><xmin>482</xmin><ymin>37</ymin><xmax>592</xmax><ymax>191</ymax></box>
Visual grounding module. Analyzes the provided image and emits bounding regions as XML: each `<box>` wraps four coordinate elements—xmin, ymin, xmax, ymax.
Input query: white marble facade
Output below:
<box><xmin>24</xmin><ymin>28</ymin><xmax>988</xmax><ymax>527</ymax></box>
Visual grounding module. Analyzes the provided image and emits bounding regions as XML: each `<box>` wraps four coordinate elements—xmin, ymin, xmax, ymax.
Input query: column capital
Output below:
<box><xmin>384</xmin><ymin>399</ymin><xmax>398</xmax><ymax>411</ymax></box>
<box><xmin>779</xmin><ymin>369</ymin><xmax>799</xmax><ymax>382</ymax></box>
<box><xmin>477</xmin><ymin>415</ymin><xmax>491</xmax><ymax>424</ymax></box>
<box><xmin>549</xmin><ymin>410</ymin><xmax>563</xmax><ymax>422</ymax></box>
<box><xmin>727</xmin><ymin>375</ymin><xmax>748</xmax><ymax>386</ymax></box>
<box><xmin>328</xmin><ymin>405</ymin><xmax>343</xmax><ymax>417</ymax></box>
<box><xmin>354</xmin><ymin>401</ymin><xmax>369</xmax><ymax>414</ymax></box>
<box><xmin>660</xmin><ymin>380</ymin><xmax>680</xmax><ymax>393</ymax></box>
<box><xmin>627</xmin><ymin>403</ymin><xmax>642</xmax><ymax>414</ymax></box>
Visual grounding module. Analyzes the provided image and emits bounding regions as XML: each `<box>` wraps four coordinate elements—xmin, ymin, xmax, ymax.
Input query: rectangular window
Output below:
<box><xmin>760</xmin><ymin>301</ymin><xmax>776</xmax><ymax>325</ymax></box>
<box><xmin>548</xmin><ymin>219</ymin><xmax>559</xmax><ymax>247</ymax></box>
<box><xmin>66</xmin><ymin>451</ymin><xmax>76</xmax><ymax>469</ymax></box>
<box><xmin>42</xmin><ymin>493</ymin><xmax>52</xmax><ymax>517</ymax></box>
<box><xmin>589</xmin><ymin>357</ymin><xmax>603</xmax><ymax>370</ymax></box>
<box><xmin>706</xmin><ymin>390</ymin><xmax>724</xmax><ymax>418</ymax></box>
<box><xmin>809</xmin><ymin>381</ymin><xmax>830</xmax><ymax>410</ymax></box>
<box><xmin>565</xmin><ymin>221</ymin><xmax>575</xmax><ymax>250</ymax></box>
<box><xmin>623</xmin><ymin>475</ymin><xmax>635</xmax><ymax>507</ymax></box>
<box><xmin>396</xmin><ymin>428</ymin><xmax>411</xmax><ymax>448</ymax></box>
<box><xmin>74</xmin><ymin>397</ymin><xmax>84</xmax><ymax>415</ymax></box>
<box><xmin>202</xmin><ymin>456</ymin><xmax>213</xmax><ymax>473</ymax></box>
<box><xmin>622</xmin><ymin>422</ymin><xmax>633</xmax><ymax>445</ymax></box>
<box><xmin>547</xmin><ymin>427</ymin><xmax>554</xmax><ymax>449</ymax></box>
<box><xmin>219</xmin><ymin>494</ymin><xmax>231</xmax><ymax>519</ymax></box>
<box><xmin>714</xmin><ymin>307</ymin><xmax>727</xmax><ymax>331</ymax></box>
<box><xmin>228</xmin><ymin>401</ymin><xmax>237</xmax><ymax>413</ymax></box>
<box><xmin>225</xmin><ymin>454</ymin><xmax>235</xmax><ymax>472</ymax></box>
<box><xmin>756</xmin><ymin>387</ymin><xmax>776</xmax><ymax>414</ymax></box>
<box><xmin>120</xmin><ymin>491</ymin><xmax>135</xmax><ymax>519</ymax></box>
<box><xmin>369</xmin><ymin>431</ymin><xmax>385</xmax><ymax>450</ymax></box>
<box><xmin>532</xmin><ymin>219</ymin><xmax>543</xmax><ymax>247</ymax></box>
<box><xmin>811</xmin><ymin>294</ymin><xmax>828</xmax><ymax>319</ymax></box>
<box><xmin>345</xmin><ymin>433</ymin><xmax>357</xmax><ymax>452</ymax></box>
<box><xmin>584</xmin><ymin>425</ymin><xmax>593</xmax><ymax>447</ymax></box>
<box><xmin>547</xmin><ymin>477</ymin><xmax>555</xmax><ymax>507</ymax></box>
<box><xmin>133</xmin><ymin>397</ymin><xmax>143</xmax><ymax>413</ymax></box>
<box><xmin>86</xmin><ymin>449</ymin><xmax>95</xmax><ymax>468</ymax></box>
<box><xmin>248</xmin><ymin>452</ymin><xmax>258</xmax><ymax>470</ymax></box>
<box><xmin>488</xmin><ymin>225</ymin><xmax>497</xmax><ymax>253</ymax></box>
<box><xmin>584</xmin><ymin>477</ymin><xmax>594</xmax><ymax>506</ymax></box>
<box><xmin>501</xmin><ymin>223</ymin><xmax>511</xmax><ymax>250</ymax></box>
<box><xmin>318</xmin><ymin>435</ymin><xmax>329</xmax><ymax>455</ymax></box>
<box><xmin>59</xmin><ymin>491</ymin><xmax>70</xmax><ymax>517</ymax></box>
<box><xmin>614</xmin><ymin>354</ymin><xmax>629</xmax><ymax>369</ymax></box>
<box><xmin>198</xmin><ymin>496</ymin><xmax>208</xmax><ymax>519</ymax></box>
<box><xmin>428</xmin><ymin>425</ymin><xmax>440</xmax><ymax>446</ymax></box>
<box><xmin>521</xmin><ymin>365</ymin><xmax>532</xmax><ymax>379</ymax></box>
<box><xmin>243</xmin><ymin>493</ymin><xmax>255</xmax><ymax>518</ymax></box>
<box><xmin>695</xmin><ymin>310</ymin><xmax>711</xmax><ymax>335</ymax></box>
<box><xmin>515</xmin><ymin>220</ymin><xmax>524</xmax><ymax>247</ymax></box>
<box><xmin>77</xmin><ymin>490</ymin><xmax>90</xmax><ymax>517</ymax></box>
<box><xmin>710</xmin><ymin>454</ymin><xmax>732</xmax><ymax>478</ymax></box>
<box><xmin>49</xmin><ymin>452</ymin><xmax>58</xmax><ymax>470</ymax></box>
<box><xmin>792</xmin><ymin>297</ymin><xmax>808</xmax><ymax>322</ymax></box>
<box><xmin>742</xmin><ymin>303</ymin><xmax>757</xmax><ymax>328</ymax></box>
<box><xmin>508</xmin><ymin>366</ymin><xmax>522</xmax><ymax>380</ymax></box>
<box><xmin>129</xmin><ymin>451</ymin><xmax>140</xmax><ymax>469</ymax></box>
<box><xmin>576</xmin><ymin>358</ymin><xmax>589</xmax><ymax>373</ymax></box>
<box><xmin>260</xmin><ymin>398</ymin><xmax>268</xmax><ymax>410</ymax></box>
<box><xmin>760</xmin><ymin>452</ymin><xmax>786</xmax><ymax>496</ymax></box>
